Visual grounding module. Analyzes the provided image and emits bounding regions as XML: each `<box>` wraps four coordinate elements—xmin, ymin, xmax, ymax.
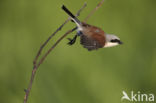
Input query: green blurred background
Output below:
<box><xmin>0</xmin><ymin>0</ymin><xmax>156</xmax><ymax>103</ymax></box>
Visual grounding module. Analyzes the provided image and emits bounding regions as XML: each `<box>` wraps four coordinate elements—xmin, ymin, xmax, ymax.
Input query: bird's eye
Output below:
<box><xmin>111</xmin><ymin>39</ymin><xmax>118</xmax><ymax>42</ymax></box>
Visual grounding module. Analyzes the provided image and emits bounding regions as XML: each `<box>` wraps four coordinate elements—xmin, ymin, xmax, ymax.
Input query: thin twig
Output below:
<box><xmin>84</xmin><ymin>0</ymin><xmax>104</xmax><ymax>23</ymax></box>
<box><xmin>23</xmin><ymin>4</ymin><xmax>86</xmax><ymax>103</ymax></box>
<box><xmin>24</xmin><ymin>28</ymin><xmax>77</xmax><ymax>103</ymax></box>
<box><xmin>33</xmin><ymin>2</ymin><xmax>87</xmax><ymax>68</ymax></box>
<box><xmin>36</xmin><ymin>27</ymin><xmax>77</xmax><ymax>68</ymax></box>
<box><xmin>24</xmin><ymin>0</ymin><xmax>105</xmax><ymax>102</ymax></box>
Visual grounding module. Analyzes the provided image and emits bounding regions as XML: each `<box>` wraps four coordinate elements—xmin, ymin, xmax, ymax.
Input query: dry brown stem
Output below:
<box><xmin>24</xmin><ymin>0</ymin><xmax>105</xmax><ymax>103</ymax></box>
<box><xmin>84</xmin><ymin>0</ymin><xmax>104</xmax><ymax>23</ymax></box>
<box><xmin>23</xmin><ymin>4</ymin><xmax>86</xmax><ymax>103</ymax></box>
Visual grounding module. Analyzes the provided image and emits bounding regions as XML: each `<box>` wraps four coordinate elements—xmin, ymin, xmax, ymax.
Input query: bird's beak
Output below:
<box><xmin>119</xmin><ymin>41</ymin><xmax>123</xmax><ymax>44</ymax></box>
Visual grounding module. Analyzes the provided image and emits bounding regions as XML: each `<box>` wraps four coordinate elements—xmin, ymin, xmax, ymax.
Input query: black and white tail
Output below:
<box><xmin>62</xmin><ymin>5</ymin><xmax>82</xmax><ymax>30</ymax></box>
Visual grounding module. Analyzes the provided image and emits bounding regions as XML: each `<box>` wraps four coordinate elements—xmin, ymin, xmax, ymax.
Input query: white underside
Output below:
<box><xmin>104</xmin><ymin>42</ymin><xmax>119</xmax><ymax>48</ymax></box>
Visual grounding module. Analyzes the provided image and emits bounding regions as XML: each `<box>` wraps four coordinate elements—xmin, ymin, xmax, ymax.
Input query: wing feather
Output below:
<box><xmin>80</xmin><ymin>35</ymin><xmax>102</xmax><ymax>51</ymax></box>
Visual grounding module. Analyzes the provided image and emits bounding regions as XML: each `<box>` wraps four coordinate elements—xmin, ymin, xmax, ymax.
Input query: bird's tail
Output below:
<box><xmin>62</xmin><ymin>5</ymin><xmax>82</xmax><ymax>29</ymax></box>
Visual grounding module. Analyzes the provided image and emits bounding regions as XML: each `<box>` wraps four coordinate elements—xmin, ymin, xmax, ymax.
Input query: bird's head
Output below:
<box><xmin>104</xmin><ymin>34</ymin><xmax>123</xmax><ymax>47</ymax></box>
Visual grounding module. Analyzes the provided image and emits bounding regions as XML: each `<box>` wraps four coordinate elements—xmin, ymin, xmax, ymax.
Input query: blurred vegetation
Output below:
<box><xmin>0</xmin><ymin>0</ymin><xmax>156</xmax><ymax>103</ymax></box>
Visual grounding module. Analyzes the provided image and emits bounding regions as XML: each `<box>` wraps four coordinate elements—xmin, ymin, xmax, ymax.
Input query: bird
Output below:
<box><xmin>62</xmin><ymin>5</ymin><xmax>123</xmax><ymax>51</ymax></box>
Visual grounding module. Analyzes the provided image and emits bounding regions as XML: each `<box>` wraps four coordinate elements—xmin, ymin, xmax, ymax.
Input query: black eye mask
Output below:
<box><xmin>111</xmin><ymin>39</ymin><xmax>123</xmax><ymax>44</ymax></box>
<box><xmin>111</xmin><ymin>39</ymin><xmax>120</xmax><ymax>43</ymax></box>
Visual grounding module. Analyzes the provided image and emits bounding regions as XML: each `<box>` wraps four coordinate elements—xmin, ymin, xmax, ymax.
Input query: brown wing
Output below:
<box><xmin>80</xmin><ymin>23</ymin><xmax>105</xmax><ymax>51</ymax></box>
<box><xmin>80</xmin><ymin>34</ymin><xmax>104</xmax><ymax>51</ymax></box>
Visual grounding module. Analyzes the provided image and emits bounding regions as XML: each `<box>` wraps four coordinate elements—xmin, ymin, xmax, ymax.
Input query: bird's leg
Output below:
<box><xmin>67</xmin><ymin>35</ymin><xmax>78</xmax><ymax>45</ymax></box>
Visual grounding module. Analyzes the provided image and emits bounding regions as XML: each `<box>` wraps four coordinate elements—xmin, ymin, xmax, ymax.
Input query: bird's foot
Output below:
<box><xmin>67</xmin><ymin>35</ymin><xmax>78</xmax><ymax>45</ymax></box>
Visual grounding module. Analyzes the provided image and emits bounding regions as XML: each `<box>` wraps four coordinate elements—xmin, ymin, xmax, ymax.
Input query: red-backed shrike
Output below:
<box><xmin>62</xmin><ymin>5</ymin><xmax>123</xmax><ymax>51</ymax></box>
